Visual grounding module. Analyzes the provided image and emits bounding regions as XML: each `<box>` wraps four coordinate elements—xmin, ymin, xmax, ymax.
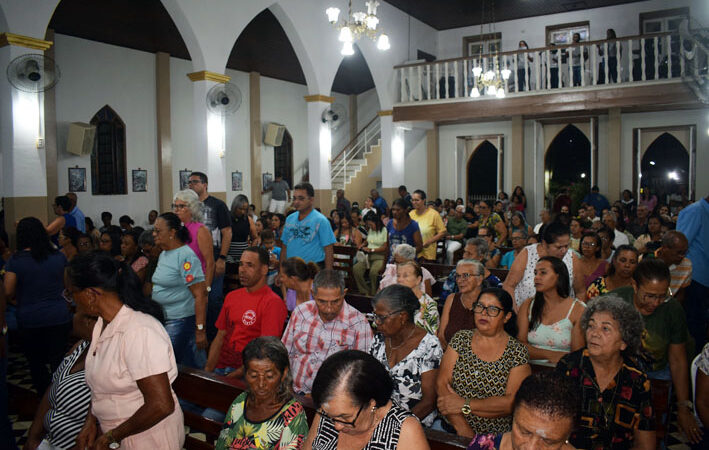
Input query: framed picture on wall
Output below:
<box><xmin>545</xmin><ymin>21</ymin><xmax>590</xmax><ymax>45</ymax></box>
<box><xmin>463</xmin><ymin>32</ymin><xmax>502</xmax><ymax>57</ymax></box>
<box><xmin>68</xmin><ymin>167</ymin><xmax>86</xmax><ymax>192</ymax></box>
<box><xmin>132</xmin><ymin>169</ymin><xmax>147</xmax><ymax>192</ymax></box>
<box><xmin>231</xmin><ymin>171</ymin><xmax>242</xmax><ymax>191</ymax></box>
<box><xmin>262</xmin><ymin>172</ymin><xmax>272</xmax><ymax>189</ymax></box>
<box><xmin>179</xmin><ymin>170</ymin><xmax>191</xmax><ymax>190</ymax></box>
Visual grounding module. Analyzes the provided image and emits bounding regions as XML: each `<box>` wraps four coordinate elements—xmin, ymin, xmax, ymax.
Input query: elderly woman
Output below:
<box><xmin>69</xmin><ymin>252</ymin><xmax>184</xmax><ymax>449</ymax></box>
<box><xmin>280</xmin><ymin>257</ymin><xmax>319</xmax><ymax>312</ymax></box>
<box><xmin>304</xmin><ymin>350</ymin><xmax>429</xmax><ymax>450</ymax></box>
<box><xmin>387</xmin><ymin>199</ymin><xmax>423</xmax><ymax>261</ymax></box>
<box><xmin>586</xmin><ymin>244</ymin><xmax>638</xmax><ymax>300</ymax></box>
<box><xmin>575</xmin><ymin>232</ymin><xmax>609</xmax><ymax>289</ymax></box>
<box><xmin>24</xmin><ymin>310</ymin><xmax>97</xmax><ymax>450</ymax></box>
<box><xmin>151</xmin><ymin>212</ymin><xmax>208</xmax><ymax>368</ymax></box>
<box><xmin>353</xmin><ymin>212</ymin><xmax>388</xmax><ymax>296</ymax></box>
<box><xmin>4</xmin><ymin>218</ymin><xmax>72</xmax><ymax>394</ymax></box>
<box><xmin>517</xmin><ymin>256</ymin><xmax>585</xmax><ymax>364</ymax></box>
<box><xmin>467</xmin><ymin>372</ymin><xmax>579</xmax><ymax>450</ymax></box>
<box><xmin>121</xmin><ymin>230</ymin><xmax>149</xmax><ymax>283</ymax></box>
<box><xmin>556</xmin><ymin>295</ymin><xmax>655</xmax><ymax>449</ymax></box>
<box><xmin>173</xmin><ymin>189</ymin><xmax>215</xmax><ymax>287</ymax></box>
<box><xmin>369</xmin><ymin>285</ymin><xmax>443</xmax><ymax>426</ymax></box>
<box><xmin>500</xmin><ymin>229</ymin><xmax>526</xmax><ymax>270</ymax></box>
<box><xmin>228</xmin><ymin>194</ymin><xmax>258</xmax><ymax>264</ymax></box>
<box><xmin>437</xmin><ymin>288</ymin><xmax>531</xmax><ymax>438</ymax></box>
<box><xmin>216</xmin><ymin>336</ymin><xmax>308</xmax><ymax>449</ymax></box>
<box><xmin>441</xmin><ymin>238</ymin><xmax>502</xmax><ymax>301</ymax></box>
<box><xmin>395</xmin><ymin>261</ymin><xmax>440</xmax><ymax>334</ymax></box>
<box><xmin>438</xmin><ymin>259</ymin><xmax>486</xmax><ymax>350</ymax></box>
<box><xmin>379</xmin><ymin>243</ymin><xmax>435</xmax><ymax>295</ymax></box>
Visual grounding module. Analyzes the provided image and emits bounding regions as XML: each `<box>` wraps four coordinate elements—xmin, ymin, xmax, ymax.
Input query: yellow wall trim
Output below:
<box><xmin>0</xmin><ymin>33</ymin><xmax>52</xmax><ymax>51</ymax></box>
<box><xmin>187</xmin><ymin>70</ymin><xmax>231</xmax><ymax>83</ymax></box>
<box><xmin>304</xmin><ymin>94</ymin><xmax>335</xmax><ymax>103</ymax></box>
<box><xmin>377</xmin><ymin>110</ymin><xmax>393</xmax><ymax>116</ymax></box>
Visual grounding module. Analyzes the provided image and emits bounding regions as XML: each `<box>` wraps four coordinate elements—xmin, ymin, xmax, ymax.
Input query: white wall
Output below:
<box><xmin>357</xmin><ymin>88</ymin><xmax>381</xmax><ymax>127</ymax></box>
<box><xmin>54</xmin><ymin>34</ymin><xmax>159</xmax><ymax>227</ymax></box>
<box><xmin>403</xmin><ymin>130</ymin><xmax>428</xmax><ymax>194</ymax></box>
<box><xmin>437</xmin><ymin>0</ymin><xmax>708</xmax><ymax>59</ymax></box>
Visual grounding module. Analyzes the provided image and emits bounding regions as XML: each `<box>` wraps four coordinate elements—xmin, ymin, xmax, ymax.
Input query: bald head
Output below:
<box><xmin>65</xmin><ymin>192</ymin><xmax>77</xmax><ymax>208</ymax></box>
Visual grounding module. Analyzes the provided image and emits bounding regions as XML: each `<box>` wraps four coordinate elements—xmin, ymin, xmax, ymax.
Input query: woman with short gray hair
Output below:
<box><xmin>172</xmin><ymin>189</ymin><xmax>214</xmax><ymax>286</ymax></box>
<box><xmin>227</xmin><ymin>194</ymin><xmax>257</xmax><ymax>264</ymax></box>
<box><xmin>438</xmin><ymin>259</ymin><xmax>485</xmax><ymax>349</ymax></box>
<box><xmin>369</xmin><ymin>285</ymin><xmax>443</xmax><ymax>426</ymax></box>
<box><xmin>378</xmin><ymin>243</ymin><xmax>436</xmax><ymax>295</ymax></box>
<box><xmin>556</xmin><ymin>295</ymin><xmax>655</xmax><ymax>449</ymax></box>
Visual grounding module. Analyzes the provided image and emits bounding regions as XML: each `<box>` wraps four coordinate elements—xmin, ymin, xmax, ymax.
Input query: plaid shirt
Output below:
<box><xmin>282</xmin><ymin>300</ymin><xmax>373</xmax><ymax>394</ymax></box>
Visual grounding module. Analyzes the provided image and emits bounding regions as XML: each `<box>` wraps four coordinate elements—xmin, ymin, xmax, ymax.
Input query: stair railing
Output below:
<box><xmin>330</xmin><ymin>115</ymin><xmax>381</xmax><ymax>186</ymax></box>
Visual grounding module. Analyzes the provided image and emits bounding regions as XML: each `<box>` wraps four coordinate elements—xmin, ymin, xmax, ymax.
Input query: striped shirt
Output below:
<box><xmin>282</xmin><ymin>300</ymin><xmax>373</xmax><ymax>394</ymax></box>
<box><xmin>645</xmin><ymin>250</ymin><xmax>692</xmax><ymax>296</ymax></box>
<box><xmin>44</xmin><ymin>340</ymin><xmax>91</xmax><ymax>449</ymax></box>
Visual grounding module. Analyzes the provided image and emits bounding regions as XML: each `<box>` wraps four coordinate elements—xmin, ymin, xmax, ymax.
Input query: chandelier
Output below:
<box><xmin>469</xmin><ymin>0</ymin><xmax>510</xmax><ymax>98</ymax></box>
<box><xmin>325</xmin><ymin>0</ymin><xmax>390</xmax><ymax>56</ymax></box>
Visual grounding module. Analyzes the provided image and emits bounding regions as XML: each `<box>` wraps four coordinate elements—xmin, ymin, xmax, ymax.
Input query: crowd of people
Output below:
<box><xmin>0</xmin><ymin>174</ymin><xmax>707</xmax><ymax>450</ymax></box>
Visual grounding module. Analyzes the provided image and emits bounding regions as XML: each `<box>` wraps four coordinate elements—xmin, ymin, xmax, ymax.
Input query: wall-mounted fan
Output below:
<box><xmin>321</xmin><ymin>103</ymin><xmax>347</xmax><ymax>131</ymax></box>
<box><xmin>206</xmin><ymin>82</ymin><xmax>242</xmax><ymax>115</ymax></box>
<box><xmin>7</xmin><ymin>54</ymin><xmax>60</xmax><ymax>93</ymax></box>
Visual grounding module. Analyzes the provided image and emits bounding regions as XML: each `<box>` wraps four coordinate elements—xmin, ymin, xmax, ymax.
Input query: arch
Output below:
<box><xmin>90</xmin><ymin>105</ymin><xmax>126</xmax><ymax>195</ymax></box>
<box><xmin>466</xmin><ymin>140</ymin><xmax>499</xmax><ymax>200</ymax></box>
<box><xmin>274</xmin><ymin>130</ymin><xmax>293</xmax><ymax>187</ymax></box>
<box><xmin>640</xmin><ymin>132</ymin><xmax>690</xmax><ymax>206</ymax></box>
<box><xmin>544</xmin><ymin>124</ymin><xmax>591</xmax><ymax>206</ymax></box>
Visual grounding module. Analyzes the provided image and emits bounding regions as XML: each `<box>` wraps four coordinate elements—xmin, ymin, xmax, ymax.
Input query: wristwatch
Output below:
<box><xmin>461</xmin><ymin>399</ymin><xmax>472</xmax><ymax>415</ymax></box>
<box><xmin>218</xmin><ymin>254</ymin><xmax>226</xmax><ymax>261</ymax></box>
<box><xmin>677</xmin><ymin>400</ymin><xmax>693</xmax><ymax>410</ymax></box>
<box><xmin>206</xmin><ymin>286</ymin><xmax>212</xmax><ymax>293</ymax></box>
<box><xmin>105</xmin><ymin>430</ymin><xmax>120</xmax><ymax>449</ymax></box>
<box><xmin>196</xmin><ymin>323</ymin><xmax>205</xmax><ymax>331</ymax></box>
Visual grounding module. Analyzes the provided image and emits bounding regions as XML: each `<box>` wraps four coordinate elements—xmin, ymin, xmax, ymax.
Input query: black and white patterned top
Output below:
<box><xmin>370</xmin><ymin>332</ymin><xmax>443</xmax><ymax>426</ymax></box>
<box><xmin>312</xmin><ymin>402</ymin><xmax>413</xmax><ymax>450</ymax></box>
<box><xmin>44</xmin><ymin>340</ymin><xmax>91</xmax><ymax>449</ymax></box>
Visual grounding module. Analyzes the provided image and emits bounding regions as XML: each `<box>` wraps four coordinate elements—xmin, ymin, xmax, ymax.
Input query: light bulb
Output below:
<box><xmin>377</xmin><ymin>34</ymin><xmax>390</xmax><ymax>50</ymax></box>
<box><xmin>365</xmin><ymin>15</ymin><xmax>379</xmax><ymax>30</ymax></box>
<box><xmin>487</xmin><ymin>85</ymin><xmax>497</xmax><ymax>96</ymax></box>
<box><xmin>366</xmin><ymin>0</ymin><xmax>380</xmax><ymax>15</ymax></box>
<box><xmin>501</xmin><ymin>69</ymin><xmax>511</xmax><ymax>80</ymax></box>
<box><xmin>470</xmin><ymin>87</ymin><xmax>480</xmax><ymax>97</ymax></box>
<box><xmin>339</xmin><ymin>27</ymin><xmax>353</xmax><ymax>43</ymax></box>
<box><xmin>353</xmin><ymin>11</ymin><xmax>366</xmax><ymax>24</ymax></box>
<box><xmin>472</xmin><ymin>66</ymin><xmax>482</xmax><ymax>77</ymax></box>
<box><xmin>325</xmin><ymin>7</ymin><xmax>340</xmax><ymax>23</ymax></box>
<box><xmin>341</xmin><ymin>41</ymin><xmax>355</xmax><ymax>56</ymax></box>
<box><xmin>484</xmin><ymin>70</ymin><xmax>495</xmax><ymax>81</ymax></box>
<box><xmin>496</xmin><ymin>89</ymin><xmax>505</xmax><ymax>98</ymax></box>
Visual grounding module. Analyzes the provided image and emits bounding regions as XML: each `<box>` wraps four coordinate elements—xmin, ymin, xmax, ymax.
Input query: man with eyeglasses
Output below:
<box><xmin>281</xmin><ymin>270</ymin><xmax>372</xmax><ymax>395</ymax></box>
<box><xmin>188</xmin><ymin>171</ymin><xmax>232</xmax><ymax>341</ymax></box>
<box><xmin>606</xmin><ymin>258</ymin><xmax>701</xmax><ymax>443</ymax></box>
<box><xmin>280</xmin><ymin>182</ymin><xmax>336</xmax><ymax>269</ymax></box>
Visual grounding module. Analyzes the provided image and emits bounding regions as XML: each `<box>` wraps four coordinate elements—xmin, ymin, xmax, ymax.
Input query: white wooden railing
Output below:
<box><xmin>330</xmin><ymin>116</ymin><xmax>381</xmax><ymax>186</ymax></box>
<box><xmin>395</xmin><ymin>28</ymin><xmax>709</xmax><ymax>104</ymax></box>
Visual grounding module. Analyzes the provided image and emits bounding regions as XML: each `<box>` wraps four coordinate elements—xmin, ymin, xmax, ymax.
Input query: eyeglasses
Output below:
<box><xmin>640</xmin><ymin>288</ymin><xmax>671</xmax><ymax>303</ymax></box>
<box><xmin>317</xmin><ymin>403</ymin><xmax>364</xmax><ymax>428</ymax></box>
<box><xmin>455</xmin><ymin>272</ymin><xmax>477</xmax><ymax>280</ymax></box>
<box><xmin>187</xmin><ymin>179</ymin><xmax>201</xmax><ymax>185</ymax></box>
<box><xmin>581</xmin><ymin>241</ymin><xmax>598</xmax><ymax>247</ymax></box>
<box><xmin>62</xmin><ymin>288</ymin><xmax>73</xmax><ymax>304</ymax></box>
<box><xmin>171</xmin><ymin>203</ymin><xmax>188</xmax><ymax>210</ymax></box>
<box><xmin>473</xmin><ymin>302</ymin><xmax>503</xmax><ymax>317</ymax></box>
<box><xmin>366</xmin><ymin>310</ymin><xmax>403</xmax><ymax>323</ymax></box>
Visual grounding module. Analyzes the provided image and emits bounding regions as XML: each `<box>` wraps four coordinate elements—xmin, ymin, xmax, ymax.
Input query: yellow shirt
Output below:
<box><xmin>409</xmin><ymin>208</ymin><xmax>446</xmax><ymax>260</ymax></box>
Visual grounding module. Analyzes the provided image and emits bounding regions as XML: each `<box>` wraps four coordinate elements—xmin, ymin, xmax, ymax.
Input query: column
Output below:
<box><xmin>305</xmin><ymin>95</ymin><xmax>334</xmax><ymax>211</ymax></box>
<box><xmin>607</xmin><ymin>108</ymin><xmax>622</xmax><ymax>201</ymax></box>
<box><xmin>187</xmin><ymin>70</ymin><xmax>229</xmax><ymax>202</ymax></box>
<box><xmin>379</xmin><ymin>110</ymin><xmax>404</xmax><ymax>204</ymax></box>
<box><xmin>510</xmin><ymin>115</ymin><xmax>524</xmax><ymax>189</ymax></box>
<box><xmin>250</xmin><ymin>72</ymin><xmax>262</xmax><ymax>211</ymax></box>
<box><xmin>156</xmin><ymin>52</ymin><xmax>173</xmax><ymax>213</ymax></box>
<box><xmin>0</xmin><ymin>33</ymin><xmax>54</xmax><ymax>238</ymax></box>
<box><xmin>426</xmin><ymin>126</ymin><xmax>439</xmax><ymax>200</ymax></box>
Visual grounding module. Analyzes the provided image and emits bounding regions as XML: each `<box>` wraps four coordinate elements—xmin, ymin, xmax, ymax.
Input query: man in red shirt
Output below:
<box><xmin>204</xmin><ymin>247</ymin><xmax>287</xmax><ymax>375</ymax></box>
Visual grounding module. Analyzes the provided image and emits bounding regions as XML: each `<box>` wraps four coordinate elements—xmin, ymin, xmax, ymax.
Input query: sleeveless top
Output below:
<box><xmin>444</xmin><ymin>293</ymin><xmax>475</xmax><ymax>344</ymax></box>
<box><xmin>44</xmin><ymin>340</ymin><xmax>91</xmax><ymax>449</ymax></box>
<box><xmin>527</xmin><ymin>298</ymin><xmax>582</xmax><ymax>353</ymax></box>
<box><xmin>228</xmin><ymin>215</ymin><xmax>251</xmax><ymax>263</ymax></box>
<box><xmin>514</xmin><ymin>244</ymin><xmax>575</xmax><ymax>308</ymax></box>
<box><xmin>185</xmin><ymin>221</ymin><xmax>207</xmax><ymax>273</ymax></box>
<box><xmin>312</xmin><ymin>402</ymin><xmax>412</xmax><ymax>450</ymax></box>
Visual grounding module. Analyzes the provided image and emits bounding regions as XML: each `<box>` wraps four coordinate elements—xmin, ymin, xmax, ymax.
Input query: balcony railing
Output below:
<box><xmin>395</xmin><ymin>29</ymin><xmax>708</xmax><ymax>104</ymax></box>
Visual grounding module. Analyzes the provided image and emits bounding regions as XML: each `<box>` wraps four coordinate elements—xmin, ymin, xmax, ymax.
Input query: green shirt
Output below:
<box><xmin>446</xmin><ymin>216</ymin><xmax>468</xmax><ymax>241</ymax></box>
<box><xmin>608</xmin><ymin>285</ymin><xmax>689</xmax><ymax>372</ymax></box>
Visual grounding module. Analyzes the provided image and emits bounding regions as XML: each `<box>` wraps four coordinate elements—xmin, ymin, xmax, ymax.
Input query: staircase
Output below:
<box><xmin>330</xmin><ymin>116</ymin><xmax>381</xmax><ymax>197</ymax></box>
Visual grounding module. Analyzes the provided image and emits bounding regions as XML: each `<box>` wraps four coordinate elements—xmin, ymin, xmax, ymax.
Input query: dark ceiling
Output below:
<box><xmin>386</xmin><ymin>0</ymin><xmax>647</xmax><ymax>31</ymax></box>
<box><xmin>48</xmin><ymin>0</ymin><xmax>648</xmax><ymax>95</ymax></box>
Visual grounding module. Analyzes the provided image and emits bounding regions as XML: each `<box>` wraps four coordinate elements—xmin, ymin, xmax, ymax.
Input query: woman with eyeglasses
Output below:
<box><xmin>586</xmin><ymin>245</ymin><xmax>639</xmax><ymax>300</ymax></box>
<box><xmin>3</xmin><ymin>217</ymin><xmax>72</xmax><ymax>394</ymax></box>
<box><xmin>304</xmin><ymin>350</ymin><xmax>429</xmax><ymax>450</ymax></box>
<box><xmin>437</xmin><ymin>288</ymin><xmax>530</xmax><ymax>438</ymax></box>
<box><xmin>438</xmin><ymin>259</ymin><xmax>486</xmax><ymax>350</ymax></box>
<box><xmin>575</xmin><ymin>231</ymin><xmax>609</xmax><ymax>290</ymax></box>
<box><xmin>395</xmin><ymin>261</ymin><xmax>439</xmax><ymax>334</ymax></box>
<box><xmin>517</xmin><ymin>256</ymin><xmax>585</xmax><ymax>364</ymax></box>
<box><xmin>172</xmin><ymin>189</ymin><xmax>215</xmax><ymax>288</ymax></box>
<box><xmin>368</xmin><ymin>285</ymin><xmax>443</xmax><ymax>427</ymax></box>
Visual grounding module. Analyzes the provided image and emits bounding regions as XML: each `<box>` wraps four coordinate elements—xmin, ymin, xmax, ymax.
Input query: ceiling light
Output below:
<box><xmin>339</xmin><ymin>27</ymin><xmax>353</xmax><ymax>43</ymax></box>
<box><xmin>376</xmin><ymin>34</ymin><xmax>390</xmax><ymax>50</ymax></box>
<box><xmin>325</xmin><ymin>7</ymin><xmax>340</xmax><ymax>23</ymax></box>
<box><xmin>470</xmin><ymin>87</ymin><xmax>480</xmax><ymax>97</ymax></box>
<box><xmin>649</xmin><ymin>160</ymin><xmax>656</xmax><ymax>165</ymax></box>
<box><xmin>327</xmin><ymin>0</ymin><xmax>389</xmax><ymax>55</ymax></box>
<box><xmin>341</xmin><ymin>41</ymin><xmax>355</xmax><ymax>56</ymax></box>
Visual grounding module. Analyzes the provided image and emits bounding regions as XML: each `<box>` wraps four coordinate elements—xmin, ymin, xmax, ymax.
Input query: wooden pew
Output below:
<box><xmin>333</xmin><ymin>245</ymin><xmax>358</xmax><ymax>292</ymax></box>
<box><xmin>345</xmin><ymin>292</ymin><xmax>374</xmax><ymax>314</ymax></box>
<box><xmin>174</xmin><ymin>367</ymin><xmax>470</xmax><ymax>450</ymax></box>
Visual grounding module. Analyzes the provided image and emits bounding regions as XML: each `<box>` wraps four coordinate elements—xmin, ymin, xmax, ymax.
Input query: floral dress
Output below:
<box><xmin>216</xmin><ymin>392</ymin><xmax>309</xmax><ymax>450</ymax></box>
<box><xmin>415</xmin><ymin>293</ymin><xmax>440</xmax><ymax>334</ymax></box>
<box><xmin>467</xmin><ymin>433</ymin><xmax>503</xmax><ymax>450</ymax></box>
<box><xmin>370</xmin><ymin>332</ymin><xmax>443</xmax><ymax>426</ymax></box>
<box><xmin>586</xmin><ymin>276</ymin><xmax>609</xmax><ymax>300</ymax></box>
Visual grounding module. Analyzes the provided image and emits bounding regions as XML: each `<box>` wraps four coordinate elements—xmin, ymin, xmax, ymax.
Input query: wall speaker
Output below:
<box><xmin>264</xmin><ymin>123</ymin><xmax>286</xmax><ymax>147</ymax></box>
<box><xmin>66</xmin><ymin>122</ymin><xmax>96</xmax><ymax>156</ymax></box>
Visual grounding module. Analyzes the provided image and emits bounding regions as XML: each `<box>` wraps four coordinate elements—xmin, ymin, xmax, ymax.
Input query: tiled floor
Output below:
<box><xmin>7</xmin><ymin>347</ymin><xmax>694</xmax><ymax>449</ymax></box>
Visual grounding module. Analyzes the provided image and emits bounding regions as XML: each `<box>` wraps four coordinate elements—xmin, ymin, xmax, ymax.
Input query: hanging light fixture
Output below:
<box><xmin>326</xmin><ymin>0</ymin><xmax>390</xmax><ymax>56</ymax></box>
<box><xmin>469</xmin><ymin>0</ymin><xmax>508</xmax><ymax>98</ymax></box>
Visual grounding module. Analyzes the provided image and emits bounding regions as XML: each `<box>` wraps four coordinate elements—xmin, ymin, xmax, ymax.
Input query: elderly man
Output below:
<box><xmin>602</xmin><ymin>211</ymin><xmax>630</xmax><ymax>248</ymax></box>
<box><xmin>628</xmin><ymin>204</ymin><xmax>650</xmax><ymax>238</ymax></box>
<box><xmin>533</xmin><ymin>209</ymin><xmax>551</xmax><ymax>234</ymax></box>
<box><xmin>643</xmin><ymin>230</ymin><xmax>691</xmax><ymax>302</ymax></box>
<box><xmin>444</xmin><ymin>205</ymin><xmax>468</xmax><ymax>265</ymax></box>
<box><xmin>501</xmin><ymin>229</ymin><xmax>527</xmax><ymax>269</ymax></box>
<box><xmin>282</xmin><ymin>269</ymin><xmax>373</xmax><ymax>394</ymax></box>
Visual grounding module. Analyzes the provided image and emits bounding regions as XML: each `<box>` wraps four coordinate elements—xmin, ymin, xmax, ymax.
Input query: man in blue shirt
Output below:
<box><xmin>370</xmin><ymin>188</ymin><xmax>389</xmax><ymax>216</ymax></box>
<box><xmin>582</xmin><ymin>186</ymin><xmax>610</xmax><ymax>217</ymax></box>
<box><xmin>281</xmin><ymin>182</ymin><xmax>336</xmax><ymax>269</ymax></box>
<box><xmin>676</xmin><ymin>194</ymin><xmax>709</xmax><ymax>354</ymax></box>
<box><xmin>65</xmin><ymin>192</ymin><xmax>86</xmax><ymax>232</ymax></box>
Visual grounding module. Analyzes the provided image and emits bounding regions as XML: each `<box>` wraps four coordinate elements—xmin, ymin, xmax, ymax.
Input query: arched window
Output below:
<box><xmin>467</xmin><ymin>140</ymin><xmax>498</xmax><ymax>200</ymax></box>
<box><xmin>545</xmin><ymin>125</ymin><xmax>591</xmax><ymax>206</ymax></box>
<box><xmin>274</xmin><ymin>130</ymin><xmax>293</xmax><ymax>187</ymax></box>
<box><xmin>90</xmin><ymin>105</ymin><xmax>126</xmax><ymax>195</ymax></box>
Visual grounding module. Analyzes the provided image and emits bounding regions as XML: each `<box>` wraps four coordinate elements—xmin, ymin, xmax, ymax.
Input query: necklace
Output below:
<box><xmin>388</xmin><ymin>326</ymin><xmax>416</xmax><ymax>351</ymax></box>
<box><xmin>585</xmin><ymin>355</ymin><xmax>623</xmax><ymax>448</ymax></box>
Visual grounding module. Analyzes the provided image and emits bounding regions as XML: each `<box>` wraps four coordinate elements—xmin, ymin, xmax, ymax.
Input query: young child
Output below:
<box><xmin>260</xmin><ymin>229</ymin><xmax>281</xmax><ymax>292</ymax></box>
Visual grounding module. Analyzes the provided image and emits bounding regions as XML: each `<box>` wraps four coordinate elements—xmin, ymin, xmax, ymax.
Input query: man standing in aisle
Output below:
<box><xmin>188</xmin><ymin>171</ymin><xmax>232</xmax><ymax>342</ymax></box>
<box><xmin>65</xmin><ymin>193</ymin><xmax>86</xmax><ymax>232</ymax></box>
<box><xmin>262</xmin><ymin>173</ymin><xmax>291</xmax><ymax>214</ymax></box>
